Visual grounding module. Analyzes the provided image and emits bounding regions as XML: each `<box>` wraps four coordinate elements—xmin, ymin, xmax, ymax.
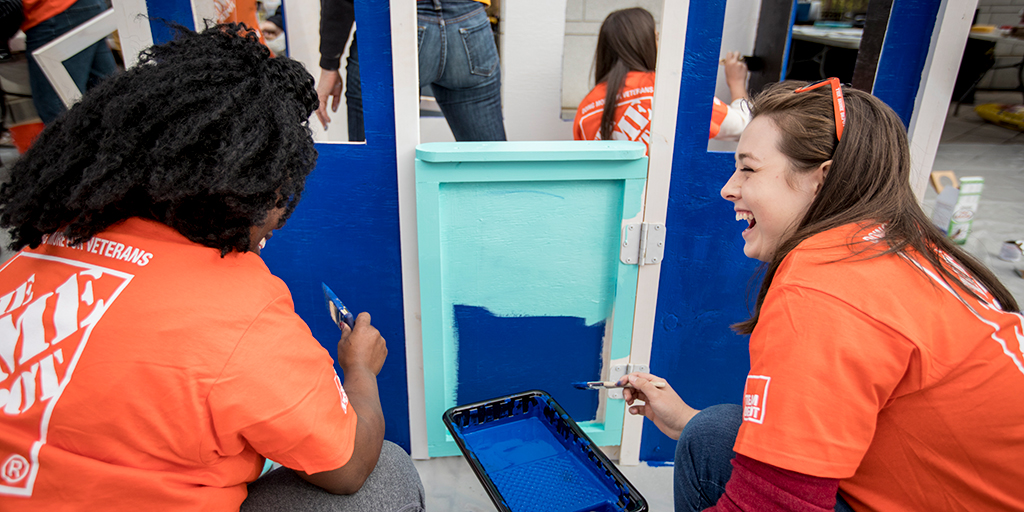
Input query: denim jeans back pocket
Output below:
<box><xmin>417</xmin><ymin>25</ymin><xmax>426</xmax><ymax>50</ymax></box>
<box><xmin>458</xmin><ymin>21</ymin><xmax>498</xmax><ymax>77</ymax></box>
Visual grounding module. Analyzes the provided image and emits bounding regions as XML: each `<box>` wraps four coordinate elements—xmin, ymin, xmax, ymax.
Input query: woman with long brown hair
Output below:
<box><xmin>573</xmin><ymin>8</ymin><xmax>751</xmax><ymax>152</ymax></box>
<box><xmin>574</xmin><ymin>7</ymin><xmax>656</xmax><ymax>146</ymax></box>
<box><xmin>622</xmin><ymin>80</ymin><xmax>1024</xmax><ymax>511</ymax></box>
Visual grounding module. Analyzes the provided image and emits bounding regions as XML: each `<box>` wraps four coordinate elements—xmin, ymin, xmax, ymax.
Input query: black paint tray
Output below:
<box><xmin>442</xmin><ymin>390</ymin><xmax>648</xmax><ymax>512</ymax></box>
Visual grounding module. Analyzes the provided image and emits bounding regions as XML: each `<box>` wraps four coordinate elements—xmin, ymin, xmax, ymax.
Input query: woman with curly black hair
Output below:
<box><xmin>0</xmin><ymin>24</ymin><xmax>423</xmax><ymax>511</ymax></box>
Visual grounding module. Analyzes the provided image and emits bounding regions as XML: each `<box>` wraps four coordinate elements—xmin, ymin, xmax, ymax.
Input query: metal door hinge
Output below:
<box><xmin>607</xmin><ymin>364</ymin><xmax>652</xmax><ymax>399</ymax></box>
<box><xmin>620</xmin><ymin>223</ymin><xmax>666</xmax><ymax>265</ymax></box>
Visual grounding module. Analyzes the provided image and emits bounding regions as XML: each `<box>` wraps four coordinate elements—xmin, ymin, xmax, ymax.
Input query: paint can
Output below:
<box><xmin>999</xmin><ymin>240</ymin><xmax>1023</xmax><ymax>262</ymax></box>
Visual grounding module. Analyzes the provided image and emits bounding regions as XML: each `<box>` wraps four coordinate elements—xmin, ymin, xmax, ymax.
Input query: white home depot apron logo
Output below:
<box><xmin>742</xmin><ymin>375</ymin><xmax>771</xmax><ymax>424</ymax></box>
<box><xmin>0</xmin><ymin>254</ymin><xmax>132</xmax><ymax>497</ymax></box>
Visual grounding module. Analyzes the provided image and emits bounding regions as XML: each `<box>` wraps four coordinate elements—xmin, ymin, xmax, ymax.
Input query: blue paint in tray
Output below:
<box><xmin>443</xmin><ymin>391</ymin><xmax>647</xmax><ymax>512</ymax></box>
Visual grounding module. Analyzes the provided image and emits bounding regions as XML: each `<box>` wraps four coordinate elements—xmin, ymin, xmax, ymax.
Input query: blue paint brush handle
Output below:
<box><xmin>322</xmin><ymin>283</ymin><xmax>356</xmax><ymax>330</ymax></box>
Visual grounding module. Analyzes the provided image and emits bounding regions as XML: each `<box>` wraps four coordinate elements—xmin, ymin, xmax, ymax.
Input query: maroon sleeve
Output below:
<box><xmin>704</xmin><ymin>455</ymin><xmax>841</xmax><ymax>512</ymax></box>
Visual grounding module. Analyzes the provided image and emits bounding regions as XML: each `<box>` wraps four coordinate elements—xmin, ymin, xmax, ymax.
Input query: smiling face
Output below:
<box><xmin>721</xmin><ymin>116</ymin><xmax>826</xmax><ymax>262</ymax></box>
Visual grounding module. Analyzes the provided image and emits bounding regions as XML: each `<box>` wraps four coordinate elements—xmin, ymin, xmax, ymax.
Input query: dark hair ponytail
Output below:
<box><xmin>594</xmin><ymin>8</ymin><xmax>657</xmax><ymax>141</ymax></box>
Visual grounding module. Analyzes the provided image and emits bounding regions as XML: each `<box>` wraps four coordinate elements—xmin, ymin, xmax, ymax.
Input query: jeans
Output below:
<box><xmin>674</xmin><ymin>404</ymin><xmax>855</xmax><ymax>512</ymax></box>
<box><xmin>24</xmin><ymin>0</ymin><xmax>117</xmax><ymax>124</ymax></box>
<box><xmin>417</xmin><ymin>0</ymin><xmax>506</xmax><ymax>141</ymax></box>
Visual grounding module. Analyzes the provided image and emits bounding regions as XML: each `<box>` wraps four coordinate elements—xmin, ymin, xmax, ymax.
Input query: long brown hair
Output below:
<box><xmin>594</xmin><ymin>8</ymin><xmax>657</xmax><ymax>141</ymax></box>
<box><xmin>733</xmin><ymin>81</ymin><xmax>1019</xmax><ymax>334</ymax></box>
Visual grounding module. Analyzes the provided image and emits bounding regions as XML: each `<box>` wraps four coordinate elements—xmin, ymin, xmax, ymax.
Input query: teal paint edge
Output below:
<box><xmin>610</xmin><ymin>175</ymin><xmax>646</xmax><ymax>363</ymax></box>
<box><xmin>415</xmin><ymin>179</ymin><xmax>449</xmax><ymax>455</ymax></box>
<box><xmin>593</xmin><ymin>173</ymin><xmax>647</xmax><ymax>445</ymax></box>
<box><xmin>417</xmin><ymin>141</ymin><xmax>647</xmax><ymax>162</ymax></box>
<box><xmin>417</xmin><ymin>159</ymin><xmax>649</xmax><ymax>184</ymax></box>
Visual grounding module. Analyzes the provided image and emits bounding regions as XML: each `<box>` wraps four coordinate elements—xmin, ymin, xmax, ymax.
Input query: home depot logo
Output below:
<box><xmin>0</xmin><ymin>253</ymin><xmax>133</xmax><ymax>497</ymax></box>
<box><xmin>742</xmin><ymin>375</ymin><xmax>771</xmax><ymax>424</ymax></box>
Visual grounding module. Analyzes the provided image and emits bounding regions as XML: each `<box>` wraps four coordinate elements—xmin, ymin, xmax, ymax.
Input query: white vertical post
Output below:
<box><xmin>33</xmin><ymin>9</ymin><xmax>118</xmax><ymax>108</ymax></box>
<box><xmin>390</xmin><ymin>0</ymin><xmax>429</xmax><ymax>459</ymax></box>
<box><xmin>619</xmin><ymin>0</ymin><xmax>689</xmax><ymax>467</ymax></box>
<box><xmin>905</xmin><ymin>0</ymin><xmax>979</xmax><ymax>201</ymax></box>
<box><xmin>112</xmin><ymin>0</ymin><xmax>153</xmax><ymax>68</ymax></box>
<box><xmin>190</xmin><ymin>0</ymin><xmax>216</xmax><ymax>29</ymax></box>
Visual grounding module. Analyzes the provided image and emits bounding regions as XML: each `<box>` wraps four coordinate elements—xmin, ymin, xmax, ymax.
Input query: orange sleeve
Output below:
<box><xmin>573</xmin><ymin>109</ymin><xmax>585</xmax><ymax>141</ymax></box>
<box><xmin>709</xmin><ymin>97</ymin><xmax>729</xmax><ymax>139</ymax></box>
<box><xmin>733</xmin><ymin>285</ymin><xmax>915</xmax><ymax>478</ymax></box>
<box><xmin>206</xmin><ymin>295</ymin><xmax>357</xmax><ymax>474</ymax></box>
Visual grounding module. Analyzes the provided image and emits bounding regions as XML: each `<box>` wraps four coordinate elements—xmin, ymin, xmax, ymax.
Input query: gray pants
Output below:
<box><xmin>241</xmin><ymin>441</ymin><xmax>425</xmax><ymax>511</ymax></box>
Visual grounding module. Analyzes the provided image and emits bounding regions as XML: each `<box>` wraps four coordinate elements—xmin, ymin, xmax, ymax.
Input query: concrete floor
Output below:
<box><xmin>0</xmin><ymin>90</ymin><xmax>1021</xmax><ymax>511</ymax></box>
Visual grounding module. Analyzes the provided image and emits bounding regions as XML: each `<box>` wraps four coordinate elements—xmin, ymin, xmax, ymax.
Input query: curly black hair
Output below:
<box><xmin>0</xmin><ymin>22</ymin><xmax>319</xmax><ymax>256</ymax></box>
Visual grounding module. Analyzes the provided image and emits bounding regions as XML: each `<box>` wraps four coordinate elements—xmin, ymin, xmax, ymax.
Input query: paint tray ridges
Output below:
<box><xmin>491</xmin><ymin>452</ymin><xmax>613</xmax><ymax>511</ymax></box>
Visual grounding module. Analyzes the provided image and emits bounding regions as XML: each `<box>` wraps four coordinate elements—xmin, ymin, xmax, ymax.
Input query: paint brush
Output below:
<box><xmin>572</xmin><ymin>380</ymin><xmax>667</xmax><ymax>390</ymax></box>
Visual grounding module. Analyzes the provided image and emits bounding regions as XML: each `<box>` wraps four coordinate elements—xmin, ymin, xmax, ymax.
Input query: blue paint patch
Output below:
<box><xmin>145</xmin><ymin>0</ymin><xmax>195</xmax><ymax>45</ymax></box>
<box><xmin>453</xmin><ymin>305</ymin><xmax>604</xmax><ymax>421</ymax></box>
<box><xmin>260</xmin><ymin>1</ymin><xmax>411</xmax><ymax>451</ymax></box>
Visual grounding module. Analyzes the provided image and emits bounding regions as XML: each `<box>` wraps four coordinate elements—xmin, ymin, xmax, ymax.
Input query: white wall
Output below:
<box><xmin>500</xmin><ymin>0</ymin><xmax>573</xmax><ymax>140</ymax></box>
<box><xmin>974</xmin><ymin>0</ymin><xmax>1024</xmax><ymax>27</ymax></box>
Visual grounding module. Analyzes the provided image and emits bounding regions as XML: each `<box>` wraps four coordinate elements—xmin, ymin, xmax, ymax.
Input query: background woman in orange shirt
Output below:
<box><xmin>573</xmin><ymin>8</ymin><xmax>751</xmax><ymax>153</ymax></box>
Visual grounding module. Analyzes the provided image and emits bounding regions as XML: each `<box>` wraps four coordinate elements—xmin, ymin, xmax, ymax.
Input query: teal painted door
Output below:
<box><xmin>416</xmin><ymin>141</ymin><xmax>648</xmax><ymax>456</ymax></box>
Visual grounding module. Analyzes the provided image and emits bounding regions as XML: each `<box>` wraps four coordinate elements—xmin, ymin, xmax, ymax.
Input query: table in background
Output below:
<box><xmin>787</xmin><ymin>25</ymin><xmax>863</xmax><ymax>83</ymax></box>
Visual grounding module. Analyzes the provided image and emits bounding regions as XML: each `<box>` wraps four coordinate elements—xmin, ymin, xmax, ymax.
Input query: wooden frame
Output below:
<box><xmin>32</xmin><ymin>8</ymin><xmax>117</xmax><ymax>108</ymax></box>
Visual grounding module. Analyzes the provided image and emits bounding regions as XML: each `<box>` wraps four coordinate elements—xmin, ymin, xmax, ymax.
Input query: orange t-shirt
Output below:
<box><xmin>215</xmin><ymin>1</ymin><xmax>267</xmax><ymax>46</ymax></box>
<box><xmin>735</xmin><ymin>223</ymin><xmax>1024</xmax><ymax>511</ymax></box>
<box><xmin>573</xmin><ymin>71</ymin><xmax>655</xmax><ymax>152</ymax></box>
<box><xmin>21</xmin><ymin>0</ymin><xmax>77</xmax><ymax>31</ymax></box>
<box><xmin>0</xmin><ymin>218</ymin><xmax>357</xmax><ymax>510</ymax></box>
<box><xmin>574</xmin><ymin>72</ymin><xmax>749</xmax><ymax>150</ymax></box>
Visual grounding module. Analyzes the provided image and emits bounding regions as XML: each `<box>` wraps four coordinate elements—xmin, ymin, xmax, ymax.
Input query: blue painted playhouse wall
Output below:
<box><xmin>147</xmin><ymin>0</ymin><xmax>941</xmax><ymax>459</ymax></box>
<box><xmin>146</xmin><ymin>0</ymin><xmax>413</xmax><ymax>450</ymax></box>
<box><xmin>257</xmin><ymin>2</ymin><xmax>413</xmax><ymax>452</ymax></box>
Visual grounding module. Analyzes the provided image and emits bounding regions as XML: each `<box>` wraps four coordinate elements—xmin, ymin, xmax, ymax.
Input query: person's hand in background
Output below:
<box><xmin>316</xmin><ymin>68</ymin><xmax>344</xmax><ymax>129</ymax></box>
<box><xmin>722</xmin><ymin>51</ymin><xmax>749</xmax><ymax>102</ymax></box>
